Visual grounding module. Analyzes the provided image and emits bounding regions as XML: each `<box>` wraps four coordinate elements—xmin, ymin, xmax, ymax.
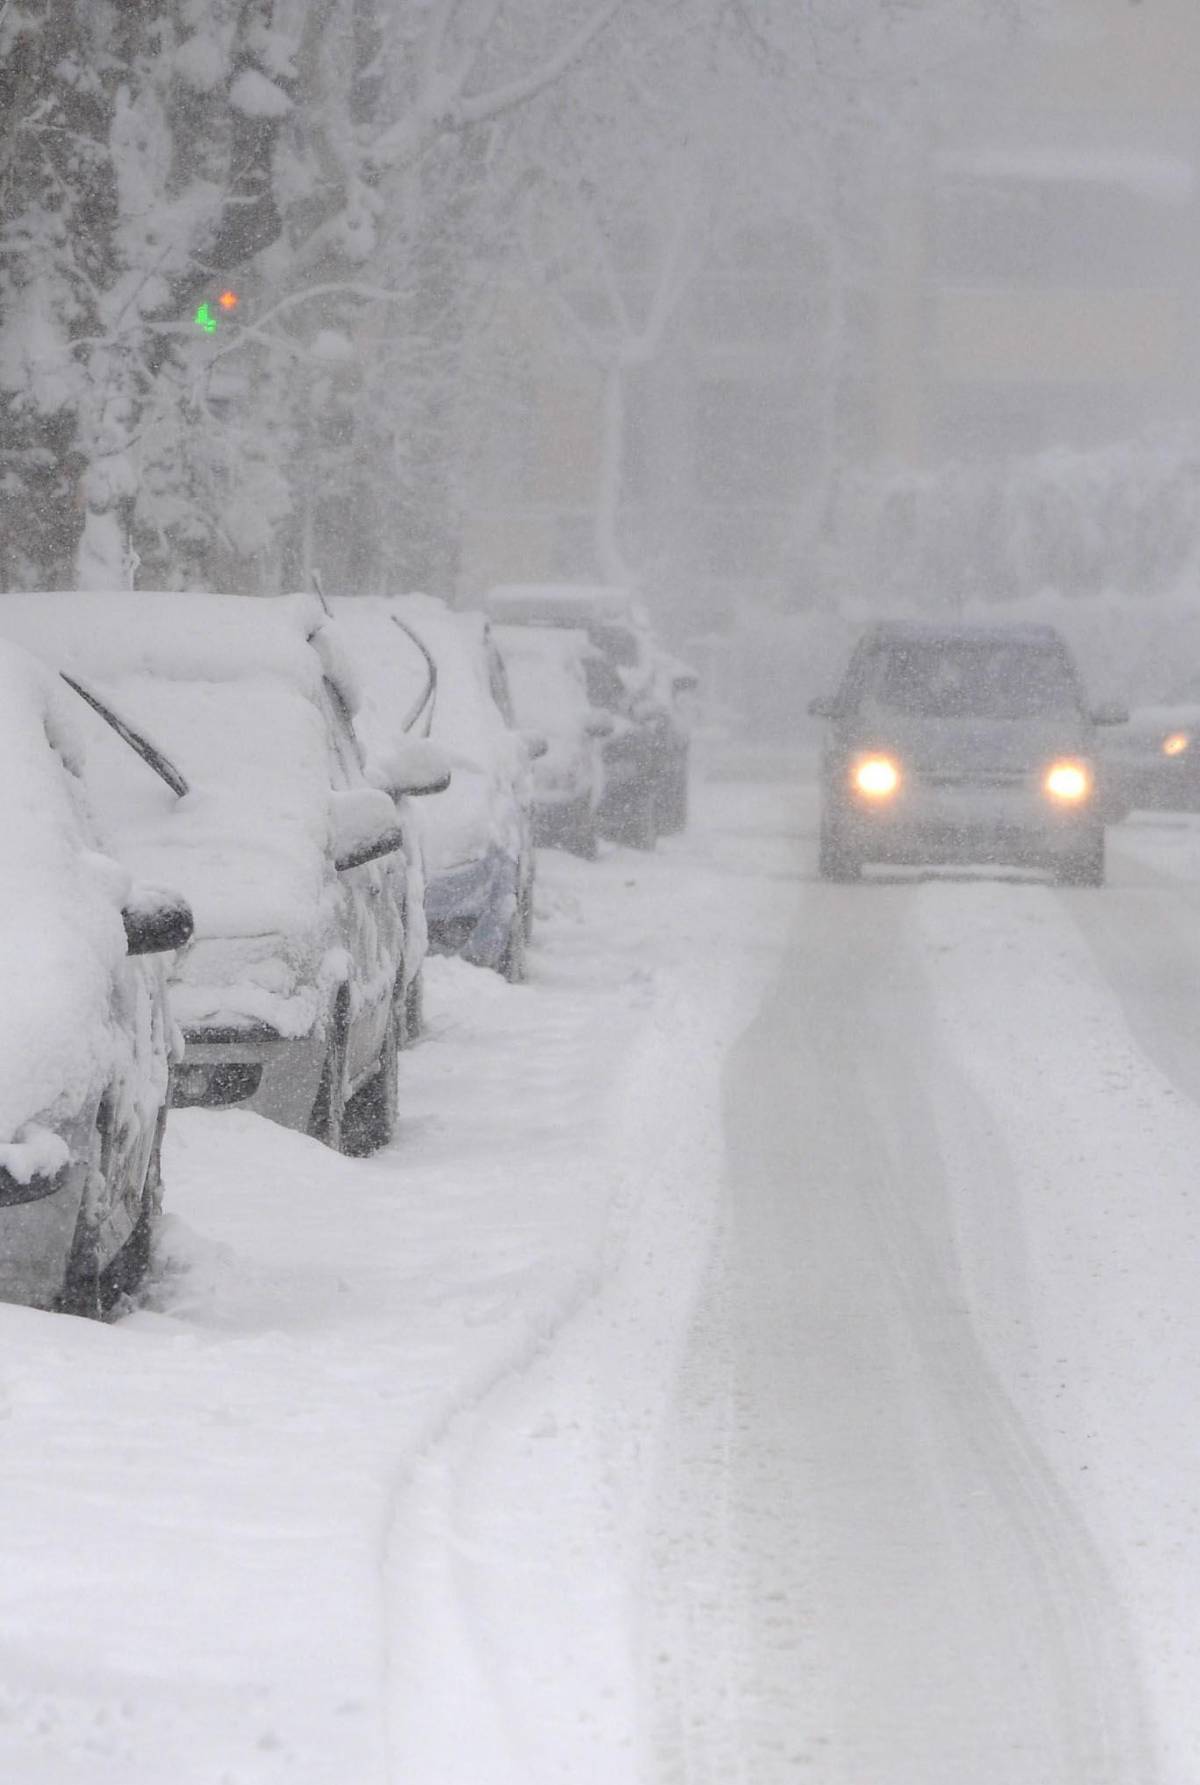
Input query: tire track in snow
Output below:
<box><xmin>648</xmin><ymin>877</ymin><xmax>1153</xmax><ymax>1783</ymax></box>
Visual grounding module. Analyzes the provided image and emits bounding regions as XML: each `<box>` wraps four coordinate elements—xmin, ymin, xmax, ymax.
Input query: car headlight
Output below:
<box><xmin>851</xmin><ymin>754</ymin><xmax>901</xmax><ymax>800</ymax></box>
<box><xmin>1163</xmin><ymin>731</ymin><xmax>1190</xmax><ymax>758</ymax></box>
<box><xmin>1043</xmin><ymin>760</ymin><xmax>1092</xmax><ymax>804</ymax></box>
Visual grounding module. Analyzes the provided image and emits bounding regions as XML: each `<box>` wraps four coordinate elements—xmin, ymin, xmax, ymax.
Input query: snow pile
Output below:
<box><xmin>0</xmin><ymin>643</ymin><xmax>129</xmax><ymax>1157</ymax></box>
<box><xmin>0</xmin><ymin>783</ymin><xmax>801</xmax><ymax>1782</ymax></box>
<box><xmin>331</xmin><ymin>595</ymin><xmax>527</xmax><ymax>876</ymax></box>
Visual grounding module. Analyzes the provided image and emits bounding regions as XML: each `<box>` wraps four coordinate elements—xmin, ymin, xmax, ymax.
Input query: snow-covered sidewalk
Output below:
<box><xmin>0</xmin><ymin>781</ymin><xmax>801</xmax><ymax>1785</ymax></box>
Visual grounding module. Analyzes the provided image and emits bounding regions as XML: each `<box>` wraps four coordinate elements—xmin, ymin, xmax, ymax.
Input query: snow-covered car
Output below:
<box><xmin>0</xmin><ymin>640</ymin><xmax>192</xmax><ymax>1312</ymax></box>
<box><xmin>483</xmin><ymin>583</ymin><xmax>693</xmax><ymax>844</ymax></box>
<box><xmin>491</xmin><ymin>624</ymin><xmax>612</xmax><ymax>857</ymax></box>
<box><xmin>0</xmin><ymin>592</ymin><xmax>417</xmax><ymax>1155</ymax></box>
<box><xmin>330</xmin><ymin>594</ymin><xmax>536</xmax><ymax>980</ymax></box>
<box><xmin>1097</xmin><ymin>702</ymin><xmax>1200</xmax><ymax>817</ymax></box>
<box><xmin>810</xmin><ymin>620</ymin><xmax>1127</xmax><ymax>884</ymax></box>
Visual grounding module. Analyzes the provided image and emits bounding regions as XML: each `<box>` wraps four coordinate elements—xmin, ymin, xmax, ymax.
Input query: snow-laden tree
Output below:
<box><xmin>1</xmin><ymin>1</ymin><xmax>293</xmax><ymax>589</ymax></box>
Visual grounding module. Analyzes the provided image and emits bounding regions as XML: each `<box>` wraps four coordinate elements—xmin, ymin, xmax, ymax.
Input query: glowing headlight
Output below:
<box><xmin>1044</xmin><ymin>760</ymin><xmax>1092</xmax><ymax>804</ymax></box>
<box><xmin>1163</xmin><ymin>731</ymin><xmax>1190</xmax><ymax>758</ymax></box>
<box><xmin>852</xmin><ymin>755</ymin><xmax>901</xmax><ymax>800</ymax></box>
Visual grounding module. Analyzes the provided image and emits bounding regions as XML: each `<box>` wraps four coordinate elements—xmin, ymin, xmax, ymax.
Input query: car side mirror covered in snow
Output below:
<box><xmin>367</xmin><ymin>739</ymin><xmax>453</xmax><ymax>799</ymax></box>
<box><xmin>1091</xmin><ymin>700</ymin><xmax>1130</xmax><ymax>727</ymax></box>
<box><xmin>522</xmin><ymin>731</ymin><xmax>550</xmax><ymax>761</ymax></box>
<box><xmin>585</xmin><ymin>710</ymin><xmax>615</xmax><ymax>740</ymax></box>
<box><xmin>123</xmin><ymin>890</ymin><xmax>194</xmax><ymax>957</ymax></box>
<box><xmin>808</xmin><ymin>694</ymin><xmax>838</xmax><ymax>720</ymax></box>
<box><xmin>332</xmin><ymin>788</ymin><xmax>405</xmax><ymax>872</ymax></box>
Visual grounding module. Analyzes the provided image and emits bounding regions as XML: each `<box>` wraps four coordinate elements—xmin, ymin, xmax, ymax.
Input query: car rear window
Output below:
<box><xmin>865</xmin><ymin>640</ymin><xmax>1080</xmax><ymax>720</ymax></box>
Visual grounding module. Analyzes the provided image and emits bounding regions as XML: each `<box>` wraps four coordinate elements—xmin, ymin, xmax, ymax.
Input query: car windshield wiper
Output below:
<box><xmin>388</xmin><ymin>614</ymin><xmax>438</xmax><ymax>738</ymax></box>
<box><xmin>60</xmin><ymin>673</ymin><xmax>189</xmax><ymax>798</ymax></box>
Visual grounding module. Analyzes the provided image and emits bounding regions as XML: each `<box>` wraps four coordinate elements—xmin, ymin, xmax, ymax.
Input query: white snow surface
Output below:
<box><xmin>0</xmin><ymin>781</ymin><xmax>793</xmax><ymax>1783</ymax></box>
<box><xmin>10</xmin><ymin>779</ymin><xmax>1200</xmax><ymax>1781</ymax></box>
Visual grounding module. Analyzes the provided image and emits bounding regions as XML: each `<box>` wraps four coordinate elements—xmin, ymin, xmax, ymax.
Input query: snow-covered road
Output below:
<box><xmin>6</xmin><ymin>777</ymin><xmax>1200</xmax><ymax>1783</ymax></box>
<box><xmin>649</xmin><ymin>798</ymin><xmax>1200</xmax><ymax>1785</ymax></box>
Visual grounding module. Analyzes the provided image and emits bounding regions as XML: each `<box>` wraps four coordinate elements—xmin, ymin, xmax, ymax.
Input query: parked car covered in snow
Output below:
<box><xmin>0</xmin><ymin>640</ymin><xmax>192</xmax><ymax>1311</ymax></box>
<box><xmin>491</xmin><ymin>623</ymin><xmax>612</xmax><ymax>857</ymax></box>
<box><xmin>482</xmin><ymin>583</ymin><xmax>694</xmax><ymax>844</ymax></box>
<box><xmin>0</xmin><ymin>592</ymin><xmax>418</xmax><ymax>1155</ymax></box>
<box><xmin>330</xmin><ymin>594</ymin><xmax>536</xmax><ymax>980</ymax></box>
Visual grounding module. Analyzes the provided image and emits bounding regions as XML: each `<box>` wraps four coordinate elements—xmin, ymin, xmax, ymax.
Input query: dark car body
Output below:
<box><xmin>1098</xmin><ymin>704</ymin><xmax>1200</xmax><ymax>816</ymax></box>
<box><xmin>812</xmin><ymin>621</ymin><xmax>1120</xmax><ymax>884</ymax></box>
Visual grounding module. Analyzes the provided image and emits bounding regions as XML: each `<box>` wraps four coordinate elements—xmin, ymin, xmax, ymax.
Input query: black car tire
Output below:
<box><xmin>656</xmin><ymin>757</ymin><xmax>689</xmax><ymax>835</ymax></box>
<box><xmin>402</xmin><ymin>969</ymin><xmax>424</xmax><ymax>1048</ymax></box>
<box><xmin>818</xmin><ymin>814</ymin><xmax>861</xmax><ymax>882</ymax></box>
<box><xmin>344</xmin><ymin>986</ymin><xmax>402</xmax><ymax>1155</ymax></box>
<box><xmin>309</xmin><ymin>998</ymin><xmax>350</xmax><ymax>1151</ymax></box>
<box><xmin>501</xmin><ymin>906</ymin><xmax>527</xmax><ymax>983</ymax></box>
<box><xmin>1057</xmin><ymin>832</ymin><xmax>1105</xmax><ymax>889</ymax></box>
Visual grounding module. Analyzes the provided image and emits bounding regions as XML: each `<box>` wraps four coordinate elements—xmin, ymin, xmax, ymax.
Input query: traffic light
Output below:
<box><xmin>193</xmin><ymin>290</ymin><xmax>240</xmax><ymax>334</ymax></box>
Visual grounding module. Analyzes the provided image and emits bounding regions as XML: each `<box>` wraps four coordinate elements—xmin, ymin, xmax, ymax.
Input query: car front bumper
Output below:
<box><xmin>831</xmin><ymin>780</ymin><xmax>1102</xmax><ymax>868</ymax></box>
<box><xmin>173</xmin><ymin>1022</ymin><xmax>326</xmax><ymax>1134</ymax></box>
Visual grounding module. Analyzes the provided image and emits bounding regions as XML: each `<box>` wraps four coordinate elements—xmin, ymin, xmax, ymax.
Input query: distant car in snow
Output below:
<box><xmin>810</xmin><ymin>620</ymin><xmax>1128</xmax><ymax>885</ymax></box>
<box><xmin>491</xmin><ymin>624</ymin><xmax>612</xmax><ymax>858</ymax></box>
<box><xmin>482</xmin><ymin>583</ymin><xmax>695</xmax><ymax>845</ymax></box>
<box><xmin>330</xmin><ymin>594</ymin><xmax>537</xmax><ymax>980</ymax></box>
<box><xmin>0</xmin><ymin>592</ymin><xmax>422</xmax><ymax>1156</ymax></box>
<box><xmin>0</xmin><ymin>640</ymin><xmax>192</xmax><ymax>1312</ymax></box>
<box><xmin>1096</xmin><ymin>702</ymin><xmax>1200</xmax><ymax>817</ymax></box>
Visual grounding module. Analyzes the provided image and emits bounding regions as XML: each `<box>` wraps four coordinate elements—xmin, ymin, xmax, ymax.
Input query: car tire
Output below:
<box><xmin>309</xmin><ymin>998</ymin><xmax>350</xmax><ymax>1152</ymax></box>
<box><xmin>656</xmin><ymin>758</ymin><xmax>689</xmax><ymax>835</ymax></box>
<box><xmin>1057</xmin><ymin>832</ymin><xmax>1105</xmax><ymax>888</ymax></box>
<box><xmin>624</xmin><ymin>784</ymin><xmax>657</xmax><ymax>851</ymax></box>
<box><xmin>818</xmin><ymin>815</ymin><xmax>861</xmax><ymax>882</ymax></box>
<box><xmin>402</xmin><ymin>969</ymin><xmax>424</xmax><ymax>1048</ymax></box>
<box><xmin>501</xmin><ymin>906</ymin><xmax>527</xmax><ymax>983</ymax></box>
<box><xmin>344</xmin><ymin>986</ymin><xmax>401</xmax><ymax>1156</ymax></box>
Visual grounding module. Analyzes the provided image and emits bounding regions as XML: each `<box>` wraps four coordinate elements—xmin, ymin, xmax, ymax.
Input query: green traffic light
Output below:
<box><xmin>194</xmin><ymin>302</ymin><xmax>218</xmax><ymax>334</ymax></box>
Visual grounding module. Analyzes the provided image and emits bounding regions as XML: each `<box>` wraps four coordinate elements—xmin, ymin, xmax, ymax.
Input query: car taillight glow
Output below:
<box><xmin>852</xmin><ymin>755</ymin><xmax>901</xmax><ymax>800</ymax></box>
<box><xmin>1163</xmin><ymin>731</ymin><xmax>1190</xmax><ymax>757</ymax></box>
<box><xmin>1044</xmin><ymin>760</ymin><xmax>1092</xmax><ymax>804</ymax></box>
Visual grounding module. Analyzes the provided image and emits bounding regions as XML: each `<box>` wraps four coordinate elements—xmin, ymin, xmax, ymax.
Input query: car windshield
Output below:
<box><xmin>866</xmin><ymin>640</ymin><xmax>1080</xmax><ymax>720</ymax></box>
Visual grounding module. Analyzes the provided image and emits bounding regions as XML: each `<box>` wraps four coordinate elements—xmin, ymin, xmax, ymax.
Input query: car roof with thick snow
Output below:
<box><xmin>0</xmin><ymin>592</ymin><xmax>358</xmax><ymax>945</ymax></box>
<box><xmin>862</xmin><ymin>620</ymin><xmax>1070</xmax><ymax>648</ymax></box>
<box><xmin>483</xmin><ymin>583</ymin><xmax>640</xmax><ymax>628</ymax></box>
<box><xmin>0</xmin><ymin>639</ymin><xmax>134</xmax><ymax>1161</ymax></box>
<box><xmin>491</xmin><ymin>623</ymin><xmax>593</xmax><ymax>733</ymax></box>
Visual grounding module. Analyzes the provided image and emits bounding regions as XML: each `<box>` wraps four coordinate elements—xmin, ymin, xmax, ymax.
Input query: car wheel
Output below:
<box><xmin>1057</xmin><ymin>832</ymin><xmax>1105</xmax><ymax>888</ymax></box>
<box><xmin>402</xmin><ymin>969</ymin><xmax>424</xmax><ymax>1048</ymax></box>
<box><xmin>344</xmin><ymin>985</ymin><xmax>401</xmax><ymax>1156</ymax></box>
<box><xmin>656</xmin><ymin>758</ymin><xmax>689</xmax><ymax>835</ymax></box>
<box><xmin>621</xmin><ymin>783</ymin><xmax>657</xmax><ymax>851</ymax></box>
<box><xmin>571</xmin><ymin>818</ymin><xmax>600</xmax><ymax>860</ymax></box>
<box><xmin>501</xmin><ymin>906</ymin><xmax>527</xmax><ymax>983</ymax></box>
<box><xmin>309</xmin><ymin>999</ymin><xmax>350</xmax><ymax>1151</ymax></box>
<box><xmin>818</xmin><ymin>815</ymin><xmax>861</xmax><ymax>882</ymax></box>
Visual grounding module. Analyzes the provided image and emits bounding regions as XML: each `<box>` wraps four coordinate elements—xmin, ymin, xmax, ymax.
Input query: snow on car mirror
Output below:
<box><xmin>808</xmin><ymin>694</ymin><xmax>838</xmax><ymax>720</ymax></box>
<box><xmin>367</xmin><ymin>738</ymin><xmax>453</xmax><ymax>798</ymax></box>
<box><xmin>122</xmin><ymin>888</ymin><xmax>194</xmax><ymax>956</ymax></box>
<box><xmin>522</xmin><ymin>730</ymin><xmax>550</xmax><ymax>761</ymax></box>
<box><xmin>1091</xmin><ymin>700</ymin><xmax>1130</xmax><ymax>726</ymax></box>
<box><xmin>585</xmin><ymin>710</ymin><xmax>615</xmax><ymax>739</ymax></box>
<box><xmin>331</xmin><ymin>788</ymin><xmax>405</xmax><ymax>872</ymax></box>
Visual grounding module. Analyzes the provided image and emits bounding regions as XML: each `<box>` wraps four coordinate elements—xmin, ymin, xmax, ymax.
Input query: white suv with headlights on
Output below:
<box><xmin>810</xmin><ymin>621</ymin><xmax>1127</xmax><ymax>885</ymax></box>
